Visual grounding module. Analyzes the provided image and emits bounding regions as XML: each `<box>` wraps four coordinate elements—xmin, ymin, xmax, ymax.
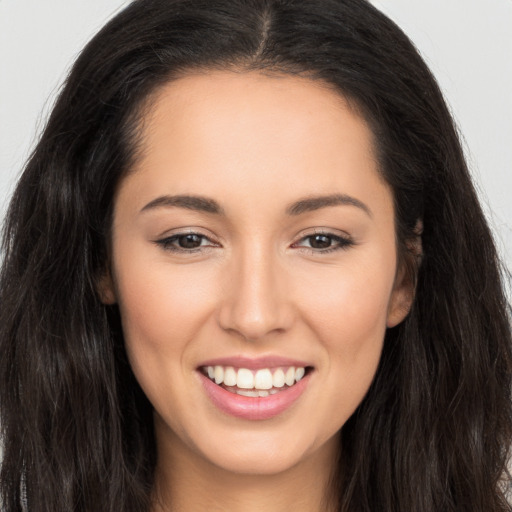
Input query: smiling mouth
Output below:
<box><xmin>200</xmin><ymin>365</ymin><xmax>313</xmax><ymax>397</ymax></box>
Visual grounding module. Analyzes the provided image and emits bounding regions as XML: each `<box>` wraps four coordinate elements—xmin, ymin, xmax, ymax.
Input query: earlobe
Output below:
<box><xmin>96</xmin><ymin>270</ymin><xmax>117</xmax><ymax>305</ymax></box>
<box><xmin>386</xmin><ymin>281</ymin><xmax>415</xmax><ymax>328</ymax></box>
<box><xmin>387</xmin><ymin>221</ymin><xmax>423</xmax><ymax>328</ymax></box>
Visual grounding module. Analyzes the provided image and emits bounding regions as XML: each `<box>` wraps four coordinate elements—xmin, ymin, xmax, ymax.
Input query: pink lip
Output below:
<box><xmin>198</xmin><ymin>370</ymin><xmax>311</xmax><ymax>421</ymax></box>
<box><xmin>198</xmin><ymin>355</ymin><xmax>311</xmax><ymax>370</ymax></box>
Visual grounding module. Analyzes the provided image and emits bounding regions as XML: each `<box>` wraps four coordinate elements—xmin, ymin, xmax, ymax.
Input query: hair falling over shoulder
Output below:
<box><xmin>1</xmin><ymin>1</ymin><xmax>511</xmax><ymax>510</ymax></box>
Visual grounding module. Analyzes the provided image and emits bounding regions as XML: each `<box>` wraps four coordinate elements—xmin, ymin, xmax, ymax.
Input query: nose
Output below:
<box><xmin>217</xmin><ymin>244</ymin><xmax>295</xmax><ymax>342</ymax></box>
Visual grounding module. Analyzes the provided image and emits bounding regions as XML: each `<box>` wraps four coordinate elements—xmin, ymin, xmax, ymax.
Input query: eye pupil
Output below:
<box><xmin>310</xmin><ymin>235</ymin><xmax>332</xmax><ymax>249</ymax></box>
<box><xmin>179</xmin><ymin>234</ymin><xmax>202</xmax><ymax>248</ymax></box>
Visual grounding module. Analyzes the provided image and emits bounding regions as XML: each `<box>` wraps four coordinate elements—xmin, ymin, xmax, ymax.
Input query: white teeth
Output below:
<box><xmin>204</xmin><ymin>364</ymin><xmax>308</xmax><ymax>390</ymax></box>
<box><xmin>285</xmin><ymin>367</ymin><xmax>296</xmax><ymax>386</ymax></box>
<box><xmin>236</xmin><ymin>389</ymin><xmax>259</xmax><ymax>397</ymax></box>
<box><xmin>272</xmin><ymin>368</ymin><xmax>285</xmax><ymax>388</ymax></box>
<box><xmin>237</xmin><ymin>368</ymin><xmax>254</xmax><ymax>389</ymax></box>
<box><xmin>254</xmin><ymin>369</ymin><xmax>273</xmax><ymax>389</ymax></box>
<box><xmin>214</xmin><ymin>365</ymin><xmax>224</xmax><ymax>384</ymax></box>
<box><xmin>224</xmin><ymin>367</ymin><xmax>237</xmax><ymax>387</ymax></box>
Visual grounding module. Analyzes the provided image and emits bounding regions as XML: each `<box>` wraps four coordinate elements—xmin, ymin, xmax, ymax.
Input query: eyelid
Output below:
<box><xmin>153</xmin><ymin>227</ymin><xmax>355</xmax><ymax>255</ymax></box>
<box><xmin>294</xmin><ymin>226</ymin><xmax>352</xmax><ymax>240</ymax></box>
<box><xmin>153</xmin><ymin>228</ymin><xmax>222</xmax><ymax>254</ymax></box>
<box><xmin>291</xmin><ymin>228</ymin><xmax>355</xmax><ymax>254</ymax></box>
<box><xmin>155</xmin><ymin>226</ymin><xmax>222</xmax><ymax>243</ymax></box>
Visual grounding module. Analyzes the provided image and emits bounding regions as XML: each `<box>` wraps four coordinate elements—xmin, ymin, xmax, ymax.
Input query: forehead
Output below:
<box><xmin>119</xmin><ymin>70</ymin><xmax>392</xmax><ymax>221</ymax></box>
<box><xmin>141</xmin><ymin>70</ymin><xmax>371</xmax><ymax>157</ymax></box>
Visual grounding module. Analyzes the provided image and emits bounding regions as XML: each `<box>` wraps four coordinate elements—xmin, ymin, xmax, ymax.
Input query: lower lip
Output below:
<box><xmin>199</xmin><ymin>371</ymin><xmax>311</xmax><ymax>421</ymax></box>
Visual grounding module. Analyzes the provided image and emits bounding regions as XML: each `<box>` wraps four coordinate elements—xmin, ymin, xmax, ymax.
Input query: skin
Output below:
<box><xmin>100</xmin><ymin>70</ymin><xmax>414</xmax><ymax>512</ymax></box>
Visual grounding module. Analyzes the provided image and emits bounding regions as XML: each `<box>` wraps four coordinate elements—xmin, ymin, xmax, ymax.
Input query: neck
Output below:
<box><xmin>151</xmin><ymin>424</ymin><xmax>340</xmax><ymax>512</ymax></box>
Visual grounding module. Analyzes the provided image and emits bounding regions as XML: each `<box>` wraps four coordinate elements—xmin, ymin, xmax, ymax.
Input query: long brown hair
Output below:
<box><xmin>1</xmin><ymin>1</ymin><xmax>511</xmax><ymax>510</ymax></box>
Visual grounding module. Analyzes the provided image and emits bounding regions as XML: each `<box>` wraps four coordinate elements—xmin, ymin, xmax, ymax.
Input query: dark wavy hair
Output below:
<box><xmin>1</xmin><ymin>0</ymin><xmax>511</xmax><ymax>510</ymax></box>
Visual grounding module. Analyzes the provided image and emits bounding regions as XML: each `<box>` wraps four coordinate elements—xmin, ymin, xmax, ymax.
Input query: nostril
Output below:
<box><xmin>216</xmin><ymin>272</ymin><xmax>295</xmax><ymax>340</ymax></box>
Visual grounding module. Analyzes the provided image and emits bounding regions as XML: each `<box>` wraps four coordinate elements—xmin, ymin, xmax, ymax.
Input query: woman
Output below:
<box><xmin>1</xmin><ymin>0</ymin><xmax>511</xmax><ymax>510</ymax></box>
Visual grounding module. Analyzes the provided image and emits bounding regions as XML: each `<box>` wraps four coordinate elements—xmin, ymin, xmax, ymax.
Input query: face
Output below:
<box><xmin>101</xmin><ymin>71</ymin><xmax>412</xmax><ymax>477</ymax></box>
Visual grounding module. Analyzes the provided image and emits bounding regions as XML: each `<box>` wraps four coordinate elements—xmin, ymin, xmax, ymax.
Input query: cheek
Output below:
<box><xmin>113</xmin><ymin>251</ymin><xmax>218</xmax><ymax>388</ymax></box>
<box><xmin>116</xmin><ymin>255</ymin><xmax>213</xmax><ymax>336</ymax></box>
<box><xmin>293</xmin><ymin>254</ymin><xmax>395</xmax><ymax>414</ymax></box>
<box><xmin>297</xmin><ymin>256</ymin><xmax>395</xmax><ymax>343</ymax></box>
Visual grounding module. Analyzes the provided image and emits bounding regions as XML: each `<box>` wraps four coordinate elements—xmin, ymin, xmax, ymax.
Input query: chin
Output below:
<box><xmin>206</xmin><ymin>445</ymin><xmax>308</xmax><ymax>476</ymax></box>
<box><xmin>188</xmin><ymin>425</ymin><xmax>336</xmax><ymax>477</ymax></box>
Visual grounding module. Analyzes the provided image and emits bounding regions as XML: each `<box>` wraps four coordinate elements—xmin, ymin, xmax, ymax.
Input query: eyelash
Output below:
<box><xmin>155</xmin><ymin>233</ymin><xmax>216</xmax><ymax>254</ymax></box>
<box><xmin>154</xmin><ymin>231</ymin><xmax>354</xmax><ymax>255</ymax></box>
<box><xmin>292</xmin><ymin>232</ymin><xmax>355</xmax><ymax>254</ymax></box>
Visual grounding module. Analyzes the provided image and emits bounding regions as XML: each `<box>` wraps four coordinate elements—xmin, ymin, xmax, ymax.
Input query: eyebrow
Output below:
<box><xmin>141</xmin><ymin>195</ymin><xmax>226</xmax><ymax>215</ymax></box>
<box><xmin>140</xmin><ymin>193</ymin><xmax>372</xmax><ymax>218</ymax></box>
<box><xmin>285</xmin><ymin>193</ymin><xmax>372</xmax><ymax>217</ymax></box>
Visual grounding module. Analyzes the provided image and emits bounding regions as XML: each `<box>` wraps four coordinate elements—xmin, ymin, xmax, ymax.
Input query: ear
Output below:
<box><xmin>96</xmin><ymin>269</ymin><xmax>117</xmax><ymax>305</ymax></box>
<box><xmin>386</xmin><ymin>221</ymin><xmax>423</xmax><ymax>328</ymax></box>
<box><xmin>386</xmin><ymin>268</ymin><xmax>415</xmax><ymax>328</ymax></box>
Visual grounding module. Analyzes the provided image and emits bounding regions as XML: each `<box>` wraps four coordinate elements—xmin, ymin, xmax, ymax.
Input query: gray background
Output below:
<box><xmin>1</xmin><ymin>1</ymin><xmax>511</xmax><ymax>285</ymax></box>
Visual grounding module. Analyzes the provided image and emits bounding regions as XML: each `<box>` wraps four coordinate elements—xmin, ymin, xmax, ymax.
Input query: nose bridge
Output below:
<box><xmin>218</xmin><ymin>236</ymin><xmax>292</xmax><ymax>341</ymax></box>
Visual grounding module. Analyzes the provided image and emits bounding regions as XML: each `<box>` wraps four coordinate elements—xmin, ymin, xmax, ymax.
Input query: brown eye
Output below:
<box><xmin>155</xmin><ymin>232</ymin><xmax>215</xmax><ymax>253</ymax></box>
<box><xmin>293</xmin><ymin>232</ymin><xmax>355</xmax><ymax>254</ymax></box>
<box><xmin>177</xmin><ymin>234</ymin><xmax>203</xmax><ymax>249</ymax></box>
<box><xmin>308</xmin><ymin>234</ymin><xmax>334</xmax><ymax>249</ymax></box>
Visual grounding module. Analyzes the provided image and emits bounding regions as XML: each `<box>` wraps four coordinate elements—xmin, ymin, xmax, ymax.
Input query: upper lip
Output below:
<box><xmin>197</xmin><ymin>355</ymin><xmax>312</xmax><ymax>370</ymax></box>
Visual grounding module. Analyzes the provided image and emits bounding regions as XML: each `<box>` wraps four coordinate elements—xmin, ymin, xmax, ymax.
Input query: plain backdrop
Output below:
<box><xmin>1</xmin><ymin>1</ymin><xmax>511</xmax><ymax>284</ymax></box>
